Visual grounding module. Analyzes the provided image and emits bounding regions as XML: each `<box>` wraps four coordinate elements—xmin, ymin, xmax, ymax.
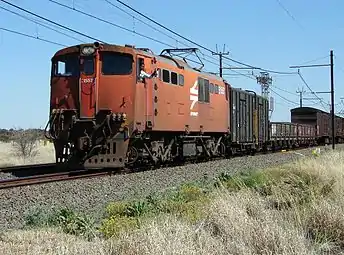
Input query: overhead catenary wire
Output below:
<box><xmin>102</xmin><ymin>0</ymin><xmax>190</xmax><ymax>48</ymax></box>
<box><xmin>102</xmin><ymin>0</ymin><xmax>252</xmax><ymax>78</ymax></box>
<box><xmin>0</xmin><ymin>5</ymin><xmax>86</xmax><ymax>43</ymax></box>
<box><xmin>45</xmin><ymin>0</ymin><xmax>295</xmax><ymax>80</ymax></box>
<box><xmin>46</xmin><ymin>0</ymin><xmax>175</xmax><ymax>48</ymax></box>
<box><xmin>112</xmin><ymin>0</ymin><xmax>297</xmax><ymax>75</ymax></box>
<box><xmin>298</xmin><ymin>71</ymin><xmax>329</xmax><ymax>110</ymax></box>
<box><xmin>270</xmin><ymin>88</ymin><xmax>298</xmax><ymax>106</ymax></box>
<box><xmin>271</xmin><ymin>85</ymin><xmax>298</xmax><ymax>96</ymax></box>
<box><xmin>43</xmin><ymin>0</ymin><xmax>247</xmax><ymax>77</ymax></box>
<box><xmin>0</xmin><ymin>27</ymin><xmax>67</xmax><ymax>47</ymax></box>
<box><xmin>0</xmin><ymin>0</ymin><xmax>220</xmax><ymax>75</ymax></box>
<box><xmin>0</xmin><ymin>0</ymin><xmax>104</xmax><ymax>43</ymax></box>
<box><xmin>275</xmin><ymin>0</ymin><xmax>304</xmax><ymax>30</ymax></box>
<box><xmin>1</xmin><ymin>0</ymin><xmax>300</xmax><ymax>103</ymax></box>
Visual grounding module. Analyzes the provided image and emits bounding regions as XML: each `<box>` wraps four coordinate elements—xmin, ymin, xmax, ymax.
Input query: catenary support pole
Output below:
<box><xmin>330</xmin><ymin>50</ymin><xmax>335</xmax><ymax>150</ymax></box>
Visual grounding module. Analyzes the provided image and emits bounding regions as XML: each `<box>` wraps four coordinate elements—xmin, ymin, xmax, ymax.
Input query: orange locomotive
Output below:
<box><xmin>45</xmin><ymin>42</ymin><xmax>268</xmax><ymax>169</ymax></box>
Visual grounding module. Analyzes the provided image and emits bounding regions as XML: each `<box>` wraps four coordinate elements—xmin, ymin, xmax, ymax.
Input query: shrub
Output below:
<box><xmin>53</xmin><ymin>208</ymin><xmax>96</xmax><ymax>241</ymax></box>
<box><xmin>100</xmin><ymin>215</ymin><xmax>139</xmax><ymax>238</ymax></box>
<box><xmin>11</xmin><ymin>128</ymin><xmax>41</xmax><ymax>161</ymax></box>
<box><xmin>24</xmin><ymin>207</ymin><xmax>96</xmax><ymax>241</ymax></box>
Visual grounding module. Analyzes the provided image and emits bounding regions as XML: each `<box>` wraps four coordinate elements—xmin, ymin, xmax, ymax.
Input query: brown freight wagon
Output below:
<box><xmin>290</xmin><ymin>107</ymin><xmax>344</xmax><ymax>144</ymax></box>
<box><xmin>269</xmin><ymin>122</ymin><xmax>316</xmax><ymax>149</ymax></box>
<box><xmin>269</xmin><ymin>122</ymin><xmax>298</xmax><ymax>149</ymax></box>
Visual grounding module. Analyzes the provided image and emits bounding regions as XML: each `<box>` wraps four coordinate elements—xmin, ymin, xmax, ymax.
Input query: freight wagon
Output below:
<box><xmin>229</xmin><ymin>88</ymin><xmax>269</xmax><ymax>154</ymax></box>
<box><xmin>290</xmin><ymin>107</ymin><xmax>344</xmax><ymax>144</ymax></box>
<box><xmin>269</xmin><ymin>122</ymin><xmax>316</xmax><ymax>149</ymax></box>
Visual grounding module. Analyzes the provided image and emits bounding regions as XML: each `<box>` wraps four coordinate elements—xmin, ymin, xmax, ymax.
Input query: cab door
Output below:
<box><xmin>136</xmin><ymin>55</ymin><xmax>157</xmax><ymax>129</ymax></box>
<box><xmin>79</xmin><ymin>55</ymin><xmax>97</xmax><ymax>118</ymax></box>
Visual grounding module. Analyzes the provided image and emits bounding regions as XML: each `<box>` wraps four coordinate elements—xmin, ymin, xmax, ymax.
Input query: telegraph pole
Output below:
<box><xmin>212</xmin><ymin>44</ymin><xmax>229</xmax><ymax>77</ymax></box>
<box><xmin>296</xmin><ymin>87</ymin><xmax>306</xmax><ymax>107</ymax></box>
<box><xmin>290</xmin><ymin>50</ymin><xmax>335</xmax><ymax>149</ymax></box>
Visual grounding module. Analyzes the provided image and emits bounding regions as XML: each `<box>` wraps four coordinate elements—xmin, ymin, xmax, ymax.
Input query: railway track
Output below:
<box><xmin>0</xmin><ymin>168</ymin><xmax>131</xmax><ymax>190</ymax></box>
<box><xmin>0</xmin><ymin>144</ymin><xmax>325</xmax><ymax>190</ymax></box>
<box><xmin>0</xmin><ymin>162</ymin><xmax>61</xmax><ymax>177</ymax></box>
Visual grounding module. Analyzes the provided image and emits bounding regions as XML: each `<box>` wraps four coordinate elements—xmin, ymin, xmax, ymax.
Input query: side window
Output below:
<box><xmin>162</xmin><ymin>69</ymin><xmax>170</xmax><ymax>83</ymax></box>
<box><xmin>214</xmin><ymin>84</ymin><xmax>219</xmax><ymax>94</ymax></box>
<box><xmin>57</xmin><ymin>62</ymin><xmax>66</xmax><ymax>75</ymax></box>
<box><xmin>137</xmin><ymin>57</ymin><xmax>144</xmax><ymax>81</ymax></box>
<box><xmin>204</xmin><ymin>79</ymin><xmax>210</xmax><ymax>102</ymax></box>
<box><xmin>209</xmin><ymin>83</ymin><xmax>214</xmax><ymax>94</ymax></box>
<box><xmin>198</xmin><ymin>77</ymin><xmax>204</xmax><ymax>102</ymax></box>
<box><xmin>178</xmin><ymin>74</ymin><xmax>184</xmax><ymax>86</ymax></box>
<box><xmin>198</xmin><ymin>77</ymin><xmax>210</xmax><ymax>103</ymax></box>
<box><xmin>171</xmin><ymin>72</ymin><xmax>178</xmax><ymax>85</ymax></box>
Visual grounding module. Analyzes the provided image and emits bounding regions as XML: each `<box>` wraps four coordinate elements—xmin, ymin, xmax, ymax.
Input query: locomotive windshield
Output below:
<box><xmin>52</xmin><ymin>53</ymin><xmax>95</xmax><ymax>77</ymax></box>
<box><xmin>101</xmin><ymin>52</ymin><xmax>133</xmax><ymax>75</ymax></box>
<box><xmin>52</xmin><ymin>51</ymin><xmax>133</xmax><ymax>77</ymax></box>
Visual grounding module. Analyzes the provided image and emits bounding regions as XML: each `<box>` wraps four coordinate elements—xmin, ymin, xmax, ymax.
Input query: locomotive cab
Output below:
<box><xmin>47</xmin><ymin>42</ymin><xmax>136</xmax><ymax>168</ymax></box>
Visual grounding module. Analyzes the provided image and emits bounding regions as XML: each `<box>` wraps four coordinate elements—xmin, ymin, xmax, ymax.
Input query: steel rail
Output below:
<box><xmin>0</xmin><ymin>163</ymin><xmax>56</xmax><ymax>172</ymax></box>
<box><xmin>0</xmin><ymin>162</ymin><xmax>68</xmax><ymax>178</ymax></box>
<box><xmin>0</xmin><ymin>169</ymin><xmax>120</xmax><ymax>190</ymax></box>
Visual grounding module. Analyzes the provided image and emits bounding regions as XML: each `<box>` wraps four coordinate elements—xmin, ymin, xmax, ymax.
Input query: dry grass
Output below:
<box><xmin>0</xmin><ymin>141</ymin><xmax>55</xmax><ymax>167</ymax></box>
<box><xmin>1</xmin><ymin>149</ymin><xmax>344</xmax><ymax>254</ymax></box>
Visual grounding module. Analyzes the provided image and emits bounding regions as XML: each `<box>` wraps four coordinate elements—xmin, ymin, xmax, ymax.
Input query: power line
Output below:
<box><xmin>1</xmin><ymin>0</ymin><xmax>294</xmax><ymax>84</ymax></box>
<box><xmin>112</xmin><ymin>0</ymin><xmax>296</xmax><ymax>75</ymax></box>
<box><xmin>270</xmin><ymin>88</ymin><xmax>298</xmax><ymax>106</ymax></box>
<box><xmin>103</xmin><ymin>0</ymin><xmax>251</xmax><ymax>78</ymax></box>
<box><xmin>46</xmin><ymin>0</ymin><xmax>256</xmax><ymax>80</ymax></box>
<box><xmin>103</xmin><ymin>0</ymin><xmax>189</xmax><ymax>48</ymax></box>
<box><xmin>275</xmin><ymin>0</ymin><xmax>304</xmax><ymax>30</ymax></box>
<box><xmin>0</xmin><ymin>0</ymin><xmax>104</xmax><ymax>43</ymax></box>
<box><xmin>47</xmin><ymin>0</ymin><xmax>239</xmax><ymax>75</ymax></box>
<box><xmin>3</xmin><ymin>0</ymin><xmax>222</xmax><ymax>76</ymax></box>
<box><xmin>299</xmin><ymin>55</ymin><xmax>329</xmax><ymax>65</ymax></box>
<box><xmin>47</xmin><ymin>0</ymin><xmax>294</xmax><ymax>80</ymax></box>
<box><xmin>271</xmin><ymin>85</ymin><xmax>297</xmax><ymax>96</ymax></box>
<box><xmin>0</xmin><ymin>5</ymin><xmax>85</xmax><ymax>43</ymax></box>
<box><xmin>0</xmin><ymin>27</ymin><xmax>67</xmax><ymax>47</ymax></box>
<box><xmin>47</xmin><ymin>0</ymin><xmax>175</xmax><ymax>47</ymax></box>
<box><xmin>298</xmin><ymin>71</ymin><xmax>328</xmax><ymax>110</ymax></box>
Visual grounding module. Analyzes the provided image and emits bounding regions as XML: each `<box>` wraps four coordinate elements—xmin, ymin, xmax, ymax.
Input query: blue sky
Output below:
<box><xmin>1</xmin><ymin>0</ymin><xmax>344</xmax><ymax>129</ymax></box>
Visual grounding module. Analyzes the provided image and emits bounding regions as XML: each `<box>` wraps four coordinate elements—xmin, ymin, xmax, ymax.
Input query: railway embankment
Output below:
<box><xmin>1</xmin><ymin>144</ymin><xmax>344</xmax><ymax>254</ymax></box>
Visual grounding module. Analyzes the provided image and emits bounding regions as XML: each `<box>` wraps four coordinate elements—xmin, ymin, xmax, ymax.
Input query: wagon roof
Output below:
<box><xmin>291</xmin><ymin>107</ymin><xmax>344</xmax><ymax>119</ymax></box>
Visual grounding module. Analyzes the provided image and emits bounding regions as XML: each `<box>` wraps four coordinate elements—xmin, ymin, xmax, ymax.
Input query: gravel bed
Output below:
<box><xmin>0</xmin><ymin>172</ymin><xmax>14</xmax><ymax>180</ymax></box>
<box><xmin>0</xmin><ymin>144</ymin><xmax>341</xmax><ymax>230</ymax></box>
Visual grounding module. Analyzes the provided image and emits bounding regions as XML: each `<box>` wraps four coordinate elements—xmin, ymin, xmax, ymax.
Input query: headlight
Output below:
<box><xmin>81</xmin><ymin>46</ymin><xmax>95</xmax><ymax>55</ymax></box>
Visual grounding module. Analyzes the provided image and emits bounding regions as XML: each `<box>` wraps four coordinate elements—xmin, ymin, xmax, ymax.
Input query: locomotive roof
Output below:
<box><xmin>52</xmin><ymin>42</ymin><xmax>225</xmax><ymax>83</ymax></box>
<box><xmin>134</xmin><ymin>46</ymin><xmax>224</xmax><ymax>83</ymax></box>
